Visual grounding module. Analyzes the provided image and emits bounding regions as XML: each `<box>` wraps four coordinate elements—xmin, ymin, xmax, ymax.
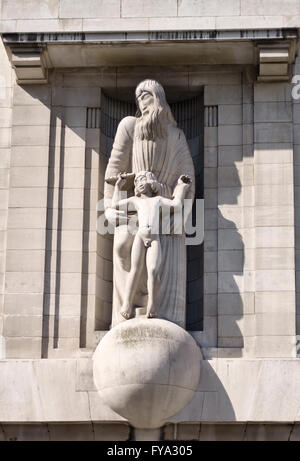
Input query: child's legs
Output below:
<box><xmin>146</xmin><ymin>237</ymin><xmax>161</xmax><ymax>314</ymax></box>
<box><xmin>121</xmin><ymin>234</ymin><xmax>146</xmax><ymax>311</ymax></box>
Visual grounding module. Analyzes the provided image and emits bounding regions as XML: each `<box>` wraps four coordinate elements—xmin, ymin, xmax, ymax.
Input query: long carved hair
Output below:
<box><xmin>135</xmin><ymin>80</ymin><xmax>177</xmax><ymax>140</ymax></box>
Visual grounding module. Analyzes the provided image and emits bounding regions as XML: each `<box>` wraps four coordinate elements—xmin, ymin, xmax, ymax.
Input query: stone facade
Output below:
<box><xmin>1</xmin><ymin>0</ymin><xmax>300</xmax><ymax>441</ymax></box>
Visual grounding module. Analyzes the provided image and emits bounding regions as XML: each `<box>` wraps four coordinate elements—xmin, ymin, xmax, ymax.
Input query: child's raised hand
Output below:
<box><xmin>178</xmin><ymin>174</ymin><xmax>192</xmax><ymax>185</ymax></box>
<box><xmin>116</xmin><ymin>172</ymin><xmax>128</xmax><ymax>187</ymax></box>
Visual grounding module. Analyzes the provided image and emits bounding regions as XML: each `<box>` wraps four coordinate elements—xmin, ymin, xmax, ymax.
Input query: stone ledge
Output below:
<box><xmin>0</xmin><ymin>358</ymin><xmax>299</xmax><ymax>423</ymax></box>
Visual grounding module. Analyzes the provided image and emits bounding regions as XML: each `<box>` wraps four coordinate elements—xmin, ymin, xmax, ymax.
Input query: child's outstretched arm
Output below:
<box><xmin>112</xmin><ymin>173</ymin><xmax>136</xmax><ymax>211</ymax></box>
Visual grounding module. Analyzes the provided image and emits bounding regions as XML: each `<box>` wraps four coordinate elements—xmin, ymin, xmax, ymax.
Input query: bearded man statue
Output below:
<box><xmin>104</xmin><ymin>79</ymin><xmax>195</xmax><ymax>328</ymax></box>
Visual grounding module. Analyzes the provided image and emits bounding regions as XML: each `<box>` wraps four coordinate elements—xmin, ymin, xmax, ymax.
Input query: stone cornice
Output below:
<box><xmin>1</xmin><ymin>28</ymin><xmax>298</xmax><ymax>84</ymax></box>
<box><xmin>1</xmin><ymin>28</ymin><xmax>298</xmax><ymax>44</ymax></box>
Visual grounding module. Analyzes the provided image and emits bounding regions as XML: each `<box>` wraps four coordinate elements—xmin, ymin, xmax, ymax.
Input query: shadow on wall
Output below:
<box><xmin>168</xmin><ymin>360</ymin><xmax>236</xmax><ymax>425</ymax></box>
<box><xmin>217</xmin><ymin>160</ymin><xmax>244</xmax><ymax>352</ymax></box>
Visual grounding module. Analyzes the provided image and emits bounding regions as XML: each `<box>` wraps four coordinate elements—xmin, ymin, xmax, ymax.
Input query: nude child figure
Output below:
<box><xmin>111</xmin><ymin>170</ymin><xmax>192</xmax><ymax>320</ymax></box>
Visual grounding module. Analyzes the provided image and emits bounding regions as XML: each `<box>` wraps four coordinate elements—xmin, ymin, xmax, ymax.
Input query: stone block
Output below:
<box><xmin>49</xmin><ymin>167</ymin><xmax>85</xmax><ymax>189</ymax></box>
<box><xmin>255</xmin><ymin>226</ymin><xmax>294</xmax><ymax>248</ymax></box>
<box><xmin>0</xmin><ymin>86</ymin><xmax>12</xmax><ymax>109</ymax></box>
<box><xmin>2</xmin><ymin>0</ymin><xmax>59</xmax><ymax>19</ymax></box>
<box><xmin>84</xmin><ymin>17</ymin><xmax>149</xmax><ymax>31</ymax></box>
<box><xmin>2</xmin><ymin>424</ymin><xmax>50</xmax><ymax>441</ymax></box>
<box><xmin>59</xmin><ymin>0</ymin><xmax>120</xmax><ymax>18</ymax></box>
<box><xmin>254</xmin><ymin>123</ymin><xmax>292</xmax><ymax>144</ymax></box>
<box><xmin>10</xmin><ymin>166</ymin><xmax>48</xmax><ymax>188</ymax></box>
<box><xmin>122</xmin><ymin>0</ymin><xmax>176</xmax><ymax>17</ymax></box>
<box><xmin>256</xmin><ymin>291</ymin><xmax>296</xmax><ymax>314</ymax></box>
<box><xmin>217</xmin><ymin>166</ymin><xmax>242</xmax><ymax>188</ymax></box>
<box><xmin>11</xmin><ymin>145</ymin><xmax>49</xmax><ymax>167</ymax></box>
<box><xmin>46</xmin><ymin>315</ymin><xmax>80</xmax><ymax>338</ymax></box>
<box><xmin>241</xmin><ymin>0</ymin><xmax>299</xmax><ymax>16</ymax></box>
<box><xmin>204</xmin><ymin>147</ymin><xmax>217</xmax><ymax>168</ymax></box>
<box><xmin>254</xmin><ymin>143</ymin><xmax>292</xmax><ymax>164</ymax></box>
<box><xmin>9</xmin><ymin>187</ymin><xmax>47</xmax><ymax>208</ymax></box>
<box><xmin>148</xmin><ymin>16</ymin><xmax>216</xmax><ymax>30</ymax></box>
<box><xmin>290</xmin><ymin>425</ymin><xmax>300</xmax><ymax>441</ymax></box>
<box><xmin>243</xmin><ymin>103</ymin><xmax>254</xmax><ymax>124</ymax></box>
<box><xmin>203</xmin><ymin>230</ymin><xmax>217</xmax><ymax>252</ymax></box>
<box><xmin>218</xmin><ymin>314</ymin><xmax>245</xmax><ymax>338</ymax></box>
<box><xmin>5</xmin><ymin>271</ymin><xmax>44</xmax><ymax>294</ymax></box>
<box><xmin>203</xmin><ymin>251</ymin><xmax>217</xmax><ymax>272</ymax></box>
<box><xmin>7</xmin><ymin>207</ymin><xmax>46</xmax><ymax>229</ymax></box>
<box><xmin>0</xmin><ymin>168</ymin><xmax>9</xmax><ymax>189</ymax></box>
<box><xmin>203</xmin><ymin>273</ymin><xmax>217</xmax><ymax>295</ymax></box>
<box><xmin>254</xmin><ymin>102</ymin><xmax>292</xmax><ymax>123</ymax></box>
<box><xmin>204</xmin><ymin>209</ymin><xmax>217</xmax><ymax>230</ymax></box>
<box><xmin>218</xmin><ymin>187</ymin><xmax>244</xmax><ymax>206</ymax></box>
<box><xmin>218</xmin><ymin>104</ymin><xmax>242</xmax><ymax>125</ymax></box>
<box><xmin>63</xmin><ymin>147</ymin><xmax>85</xmax><ymax>168</ymax></box>
<box><xmin>242</xmin><ymin>124</ymin><xmax>253</xmax><ymax>145</ymax></box>
<box><xmin>48</xmin><ymin>423</ymin><xmax>94</xmax><ymax>441</ymax></box>
<box><xmin>245</xmin><ymin>423</ymin><xmax>293</xmax><ymax>441</ymax></box>
<box><xmin>4</xmin><ymin>293</ymin><xmax>43</xmax><ymax>315</ymax></box>
<box><xmin>13</xmin><ymin>105</ymin><xmax>50</xmax><ymax>126</ymax></box>
<box><xmin>199</xmin><ymin>423</ymin><xmax>246</xmax><ymax>441</ymax></box>
<box><xmin>45</xmin><ymin>272</ymin><xmax>82</xmax><ymax>295</ymax></box>
<box><xmin>43</xmin><ymin>293</ymin><xmax>82</xmax><ymax>316</ymax></box>
<box><xmin>218</xmin><ymin>206</ymin><xmax>243</xmax><ymax>229</ymax></box>
<box><xmin>7</xmin><ymin>229</ymin><xmax>46</xmax><ymax>250</ymax></box>
<box><xmin>178</xmin><ymin>0</ymin><xmax>240</xmax><ymax>17</ymax></box>
<box><xmin>54</xmin><ymin>208</ymin><xmax>84</xmax><ymax>231</ymax></box>
<box><xmin>0</xmin><ymin>149</ymin><xmax>10</xmax><ymax>169</ymax></box>
<box><xmin>255</xmin><ymin>313</ymin><xmax>295</xmax><ymax>336</ymax></box>
<box><xmin>0</xmin><ymin>107</ymin><xmax>12</xmax><ymax>128</ymax></box>
<box><xmin>218</xmin><ymin>250</ymin><xmax>244</xmax><ymax>272</ymax></box>
<box><xmin>3</xmin><ymin>314</ymin><xmax>42</xmax><ymax>337</ymax></box>
<box><xmin>59</xmin><ymin>230</ymin><xmax>83</xmax><ymax>252</ymax></box>
<box><xmin>94</xmin><ymin>423</ymin><xmax>130</xmax><ymax>441</ymax></box>
<box><xmin>218</xmin><ymin>229</ymin><xmax>244</xmax><ymax>250</ymax></box>
<box><xmin>255</xmin><ymin>269</ymin><xmax>295</xmax><ymax>291</ymax></box>
<box><xmin>218</xmin><ymin>125</ymin><xmax>242</xmax><ymax>146</ymax></box>
<box><xmin>6</xmin><ymin>249</ymin><xmax>45</xmax><ymax>272</ymax></box>
<box><xmin>204</xmin><ymin>127</ymin><xmax>217</xmax><ymax>147</ymax></box>
<box><xmin>254</xmin><ymin>83</ymin><xmax>291</xmax><ymax>102</ymax></box>
<box><xmin>218</xmin><ymin>146</ymin><xmax>243</xmax><ymax>166</ymax></box>
<box><xmin>5</xmin><ymin>337</ymin><xmax>42</xmax><ymax>358</ymax></box>
<box><xmin>255</xmin><ymin>185</ymin><xmax>293</xmax><ymax>206</ymax></box>
<box><xmin>255</xmin><ymin>163</ymin><xmax>292</xmax><ymax>185</ymax></box>
<box><xmin>52</xmin><ymin>87</ymin><xmax>100</xmax><ymax>107</ymax></box>
<box><xmin>13</xmin><ymin>85</ymin><xmax>50</xmax><ymax>106</ymax></box>
<box><xmin>218</xmin><ymin>292</ymin><xmax>254</xmax><ymax>315</ymax></box>
<box><xmin>0</xmin><ymin>210</ymin><xmax>7</xmax><ymax>231</ymax></box>
<box><xmin>12</xmin><ymin>125</ymin><xmax>50</xmax><ymax>146</ymax></box>
<box><xmin>59</xmin><ymin>188</ymin><xmax>83</xmax><ymax>209</ymax></box>
<box><xmin>14</xmin><ymin>18</ymin><xmax>83</xmax><ymax>33</ymax></box>
<box><xmin>204</xmin><ymin>167</ymin><xmax>217</xmax><ymax>188</ymax></box>
<box><xmin>204</xmin><ymin>188</ymin><xmax>217</xmax><ymax>209</ymax></box>
<box><xmin>204</xmin><ymin>85</ymin><xmax>242</xmax><ymax>106</ymax></box>
<box><xmin>255</xmin><ymin>248</ymin><xmax>294</xmax><ymax>269</ymax></box>
<box><xmin>176</xmin><ymin>423</ymin><xmax>200</xmax><ymax>440</ymax></box>
<box><xmin>0</xmin><ymin>127</ymin><xmax>10</xmax><ymax>147</ymax></box>
<box><xmin>255</xmin><ymin>205</ymin><xmax>293</xmax><ymax>226</ymax></box>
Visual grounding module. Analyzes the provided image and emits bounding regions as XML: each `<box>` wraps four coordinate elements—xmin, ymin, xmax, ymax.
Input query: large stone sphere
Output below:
<box><xmin>93</xmin><ymin>318</ymin><xmax>202</xmax><ymax>429</ymax></box>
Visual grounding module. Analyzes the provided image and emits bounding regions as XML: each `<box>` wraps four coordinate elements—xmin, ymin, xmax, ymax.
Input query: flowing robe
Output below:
<box><xmin>104</xmin><ymin>116</ymin><xmax>195</xmax><ymax>328</ymax></box>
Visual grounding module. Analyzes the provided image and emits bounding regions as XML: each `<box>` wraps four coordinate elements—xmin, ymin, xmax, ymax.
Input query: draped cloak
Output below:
<box><xmin>104</xmin><ymin>116</ymin><xmax>195</xmax><ymax>328</ymax></box>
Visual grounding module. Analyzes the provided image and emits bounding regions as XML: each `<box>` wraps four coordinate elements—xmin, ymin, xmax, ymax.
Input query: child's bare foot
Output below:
<box><xmin>146</xmin><ymin>306</ymin><xmax>157</xmax><ymax>318</ymax></box>
<box><xmin>120</xmin><ymin>304</ymin><xmax>132</xmax><ymax>320</ymax></box>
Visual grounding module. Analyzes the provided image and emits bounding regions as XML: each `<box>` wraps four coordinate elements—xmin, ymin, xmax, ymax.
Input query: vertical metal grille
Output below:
<box><xmin>86</xmin><ymin>107</ymin><xmax>100</xmax><ymax>128</ymax></box>
<box><xmin>204</xmin><ymin>105</ymin><xmax>218</xmax><ymax>127</ymax></box>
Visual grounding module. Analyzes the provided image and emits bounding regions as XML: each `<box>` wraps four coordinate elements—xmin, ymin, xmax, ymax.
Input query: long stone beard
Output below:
<box><xmin>135</xmin><ymin>107</ymin><xmax>167</xmax><ymax>141</ymax></box>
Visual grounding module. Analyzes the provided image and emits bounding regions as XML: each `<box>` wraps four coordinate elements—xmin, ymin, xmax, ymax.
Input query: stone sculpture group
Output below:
<box><xmin>104</xmin><ymin>79</ymin><xmax>195</xmax><ymax>327</ymax></box>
